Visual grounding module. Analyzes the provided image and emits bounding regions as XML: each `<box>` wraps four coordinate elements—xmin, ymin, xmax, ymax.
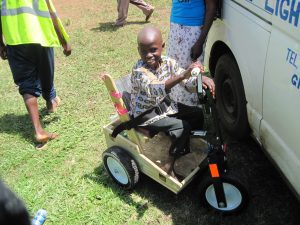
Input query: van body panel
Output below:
<box><xmin>232</xmin><ymin>0</ymin><xmax>273</xmax><ymax>24</ymax></box>
<box><xmin>260</xmin><ymin>120</ymin><xmax>300</xmax><ymax>197</ymax></box>
<box><xmin>262</xmin><ymin>21</ymin><xmax>300</xmax><ymax>195</ymax></box>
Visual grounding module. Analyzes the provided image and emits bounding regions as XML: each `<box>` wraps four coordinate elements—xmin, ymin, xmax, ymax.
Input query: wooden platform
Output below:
<box><xmin>141</xmin><ymin>133</ymin><xmax>208</xmax><ymax>179</ymax></box>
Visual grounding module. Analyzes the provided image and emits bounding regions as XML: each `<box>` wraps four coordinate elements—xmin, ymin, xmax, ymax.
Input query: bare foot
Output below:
<box><xmin>46</xmin><ymin>96</ymin><xmax>61</xmax><ymax>113</ymax></box>
<box><xmin>35</xmin><ymin>132</ymin><xmax>58</xmax><ymax>143</ymax></box>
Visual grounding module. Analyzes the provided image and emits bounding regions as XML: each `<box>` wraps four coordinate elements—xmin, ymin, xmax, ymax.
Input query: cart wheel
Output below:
<box><xmin>102</xmin><ymin>146</ymin><xmax>139</xmax><ymax>190</ymax></box>
<box><xmin>198</xmin><ymin>173</ymin><xmax>249</xmax><ymax>214</ymax></box>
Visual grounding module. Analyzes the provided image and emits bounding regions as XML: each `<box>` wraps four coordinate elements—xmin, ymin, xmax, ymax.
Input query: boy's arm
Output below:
<box><xmin>190</xmin><ymin>0</ymin><xmax>217</xmax><ymax>60</ymax></box>
<box><xmin>165</xmin><ymin>70</ymin><xmax>190</xmax><ymax>91</ymax></box>
<box><xmin>0</xmin><ymin>14</ymin><xmax>7</xmax><ymax>60</ymax></box>
<box><xmin>45</xmin><ymin>0</ymin><xmax>71</xmax><ymax>56</ymax></box>
<box><xmin>166</xmin><ymin>61</ymin><xmax>200</xmax><ymax>91</ymax></box>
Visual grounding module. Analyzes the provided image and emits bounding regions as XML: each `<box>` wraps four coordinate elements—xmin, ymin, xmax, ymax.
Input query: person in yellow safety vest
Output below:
<box><xmin>0</xmin><ymin>0</ymin><xmax>71</xmax><ymax>146</ymax></box>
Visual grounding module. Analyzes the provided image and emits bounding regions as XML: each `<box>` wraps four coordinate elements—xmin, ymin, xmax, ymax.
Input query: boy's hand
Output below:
<box><xmin>202</xmin><ymin>76</ymin><xmax>215</xmax><ymax>98</ymax></box>
<box><xmin>63</xmin><ymin>43</ymin><xmax>72</xmax><ymax>56</ymax></box>
<box><xmin>0</xmin><ymin>44</ymin><xmax>7</xmax><ymax>60</ymax></box>
<box><xmin>185</xmin><ymin>62</ymin><xmax>204</xmax><ymax>79</ymax></box>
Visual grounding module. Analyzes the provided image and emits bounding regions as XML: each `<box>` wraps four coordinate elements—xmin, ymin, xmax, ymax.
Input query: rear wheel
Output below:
<box><xmin>215</xmin><ymin>54</ymin><xmax>250</xmax><ymax>139</ymax></box>
<box><xmin>102</xmin><ymin>146</ymin><xmax>139</xmax><ymax>190</ymax></box>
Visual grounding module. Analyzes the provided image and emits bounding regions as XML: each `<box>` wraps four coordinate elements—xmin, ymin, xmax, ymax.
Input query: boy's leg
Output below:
<box><xmin>23</xmin><ymin>94</ymin><xmax>58</xmax><ymax>143</ymax></box>
<box><xmin>115</xmin><ymin>0</ymin><xmax>130</xmax><ymax>26</ymax></box>
<box><xmin>130</xmin><ymin>0</ymin><xmax>154</xmax><ymax>20</ymax></box>
<box><xmin>141</xmin><ymin>116</ymin><xmax>191</xmax><ymax>156</ymax></box>
<box><xmin>6</xmin><ymin>44</ymin><xmax>57</xmax><ymax>143</ymax></box>
<box><xmin>175</xmin><ymin>103</ymin><xmax>204</xmax><ymax>130</ymax></box>
<box><xmin>37</xmin><ymin>46</ymin><xmax>60</xmax><ymax>113</ymax></box>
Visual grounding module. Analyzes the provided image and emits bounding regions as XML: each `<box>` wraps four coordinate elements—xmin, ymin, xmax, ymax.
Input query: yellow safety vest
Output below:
<box><xmin>0</xmin><ymin>0</ymin><xmax>69</xmax><ymax>47</ymax></box>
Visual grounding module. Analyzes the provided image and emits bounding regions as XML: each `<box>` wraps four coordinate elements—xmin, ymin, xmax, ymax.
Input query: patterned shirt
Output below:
<box><xmin>130</xmin><ymin>56</ymin><xmax>199</xmax><ymax>125</ymax></box>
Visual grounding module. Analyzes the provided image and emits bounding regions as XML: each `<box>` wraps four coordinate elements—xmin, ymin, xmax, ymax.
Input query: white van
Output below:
<box><xmin>204</xmin><ymin>0</ymin><xmax>300</xmax><ymax>199</ymax></box>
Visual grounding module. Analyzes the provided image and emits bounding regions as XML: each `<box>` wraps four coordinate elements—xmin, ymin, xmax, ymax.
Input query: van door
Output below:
<box><xmin>261</xmin><ymin>0</ymin><xmax>300</xmax><ymax>197</ymax></box>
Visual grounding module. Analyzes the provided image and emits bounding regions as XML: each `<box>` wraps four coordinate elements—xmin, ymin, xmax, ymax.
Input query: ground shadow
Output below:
<box><xmin>0</xmin><ymin>112</ymin><xmax>60</xmax><ymax>143</ymax></box>
<box><xmin>85</xmin><ymin>138</ymin><xmax>300</xmax><ymax>225</ymax></box>
<box><xmin>83</xmin><ymin>165</ymin><xmax>150</xmax><ymax>220</ymax></box>
<box><xmin>91</xmin><ymin>21</ymin><xmax>150</xmax><ymax>33</ymax></box>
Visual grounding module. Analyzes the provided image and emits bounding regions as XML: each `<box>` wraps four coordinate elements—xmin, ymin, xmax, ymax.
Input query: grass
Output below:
<box><xmin>2</xmin><ymin>1</ymin><xmax>300</xmax><ymax>225</ymax></box>
<box><xmin>0</xmin><ymin>0</ymin><xmax>186</xmax><ymax>224</ymax></box>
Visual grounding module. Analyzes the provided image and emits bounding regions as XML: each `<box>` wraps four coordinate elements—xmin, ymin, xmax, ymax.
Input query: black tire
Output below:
<box><xmin>215</xmin><ymin>54</ymin><xmax>250</xmax><ymax>139</ymax></box>
<box><xmin>198</xmin><ymin>172</ymin><xmax>249</xmax><ymax>214</ymax></box>
<box><xmin>102</xmin><ymin>146</ymin><xmax>139</xmax><ymax>190</ymax></box>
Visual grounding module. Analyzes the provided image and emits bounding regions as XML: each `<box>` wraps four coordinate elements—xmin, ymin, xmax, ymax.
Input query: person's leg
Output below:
<box><xmin>141</xmin><ymin>116</ymin><xmax>191</xmax><ymax>156</ymax></box>
<box><xmin>37</xmin><ymin>46</ymin><xmax>60</xmax><ymax>113</ymax></box>
<box><xmin>115</xmin><ymin>0</ymin><xmax>130</xmax><ymax>26</ymax></box>
<box><xmin>23</xmin><ymin>94</ymin><xmax>57</xmax><ymax>142</ymax></box>
<box><xmin>130</xmin><ymin>0</ymin><xmax>154</xmax><ymax>21</ymax></box>
<box><xmin>175</xmin><ymin>103</ymin><xmax>204</xmax><ymax>130</ymax></box>
<box><xmin>6</xmin><ymin>44</ymin><xmax>57</xmax><ymax>143</ymax></box>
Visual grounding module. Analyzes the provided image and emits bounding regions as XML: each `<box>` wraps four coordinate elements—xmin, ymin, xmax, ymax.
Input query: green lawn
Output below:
<box><xmin>0</xmin><ymin>1</ymin><xmax>210</xmax><ymax>224</ymax></box>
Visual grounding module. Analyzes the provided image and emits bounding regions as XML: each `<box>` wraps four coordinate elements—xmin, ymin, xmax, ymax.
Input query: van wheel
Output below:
<box><xmin>215</xmin><ymin>54</ymin><xmax>250</xmax><ymax>139</ymax></box>
<box><xmin>198</xmin><ymin>173</ymin><xmax>249</xmax><ymax>214</ymax></box>
<box><xmin>102</xmin><ymin>146</ymin><xmax>139</xmax><ymax>190</ymax></box>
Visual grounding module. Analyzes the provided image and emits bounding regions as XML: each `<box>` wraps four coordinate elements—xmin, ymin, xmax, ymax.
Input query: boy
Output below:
<box><xmin>0</xmin><ymin>0</ymin><xmax>71</xmax><ymax>145</ymax></box>
<box><xmin>130</xmin><ymin>26</ymin><xmax>215</xmax><ymax>156</ymax></box>
<box><xmin>0</xmin><ymin>180</ymin><xmax>30</xmax><ymax>225</ymax></box>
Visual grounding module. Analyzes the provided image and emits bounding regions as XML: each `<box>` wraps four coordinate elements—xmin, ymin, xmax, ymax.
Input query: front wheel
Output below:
<box><xmin>198</xmin><ymin>173</ymin><xmax>249</xmax><ymax>214</ymax></box>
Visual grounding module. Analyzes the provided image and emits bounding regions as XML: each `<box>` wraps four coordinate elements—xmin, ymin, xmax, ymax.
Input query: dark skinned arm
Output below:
<box><xmin>45</xmin><ymin>0</ymin><xmax>71</xmax><ymax>56</ymax></box>
<box><xmin>191</xmin><ymin>0</ymin><xmax>217</xmax><ymax>60</ymax></box>
<box><xmin>165</xmin><ymin>71</ymin><xmax>187</xmax><ymax>91</ymax></box>
<box><xmin>165</xmin><ymin>62</ymin><xmax>200</xmax><ymax>90</ymax></box>
<box><xmin>0</xmin><ymin>14</ymin><xmax>7</xmax><ymax>60</ymax></box>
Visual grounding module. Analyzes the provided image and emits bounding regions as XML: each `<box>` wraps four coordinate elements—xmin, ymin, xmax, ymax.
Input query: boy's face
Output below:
<box><xmin>138</xmin><ymin>37</ymin><xmax>164</xmax><ymax>70</ymax></box>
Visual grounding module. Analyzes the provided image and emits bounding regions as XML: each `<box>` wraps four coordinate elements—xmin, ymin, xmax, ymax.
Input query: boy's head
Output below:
<box><xmin>0</xmin><ymin>180</ymin><xmax>30</xmax><ymax>225</ymax></box>
<box><xmin>137</xmin><ymin>26</ymin><xmax>165</xmax><ymax>69</ymax></box>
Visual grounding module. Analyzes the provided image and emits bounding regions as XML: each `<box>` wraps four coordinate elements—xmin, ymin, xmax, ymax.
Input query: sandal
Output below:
<box><xmin>145</xmin><ymin>8</ymin><xmax>154</xmax><ymax>22</ymax></box>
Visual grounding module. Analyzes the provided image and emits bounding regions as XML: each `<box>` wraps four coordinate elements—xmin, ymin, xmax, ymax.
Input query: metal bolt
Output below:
<box><xmin>219</xmin><ymin>202</ymin><xmax>225</xmax><ymax>208</ymax></box>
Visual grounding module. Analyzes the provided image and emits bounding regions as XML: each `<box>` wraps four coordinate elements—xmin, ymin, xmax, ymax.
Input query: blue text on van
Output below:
<box><xmin>291</xmin><ymin>74</ymin><xmax>300</xmax><ymax>90</ymax></box>
<box><xmin>287</xmin><ymin>48</ymin><xmax>298</xmax><ymax>69</ymax></box>
<box><xmin>265</xmin><ymin>0</ymin><xmax>300</xmax><ymax>27</ymax></box>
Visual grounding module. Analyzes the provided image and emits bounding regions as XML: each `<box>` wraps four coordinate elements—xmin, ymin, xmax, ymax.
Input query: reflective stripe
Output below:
<box><xmin>0</xmin><ymin>0</ymin><xmax>69</xmax><ymax>46</ymax></box>
<box><xmin>1</xmin><ymin>0</ymin><xmax>55</xmax><ymax>18</ymax></box>
<box><xmin>209</xmin><ymin>164</ymin><xmax>220</xmax><ymax>178</ymax></box>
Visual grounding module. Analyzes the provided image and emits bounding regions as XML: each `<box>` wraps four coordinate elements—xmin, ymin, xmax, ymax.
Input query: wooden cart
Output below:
<box><xmin>101</xmin><ymin>73</ymin><xmax>249</xmax><ymax>213</ymax></box>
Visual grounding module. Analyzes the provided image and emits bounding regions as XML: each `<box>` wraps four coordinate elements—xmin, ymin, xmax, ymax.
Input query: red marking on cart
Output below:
<box><xmin>114</xmin><ymin>103</ymin><xmax>128</xmax><ymax>115</ymax></box>
<box><xmin>111</xmin><ymin>91</ymin><xmax>122</xmax><ymax>99</ymax></box>
<box><xmin>209</xmin><ymin>164</ymin><xmax>220</xmax><ymax>178</ymax></box>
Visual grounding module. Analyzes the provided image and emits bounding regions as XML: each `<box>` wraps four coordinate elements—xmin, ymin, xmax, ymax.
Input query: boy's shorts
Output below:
<box><xmin>7</xmin><ymin>44</ymin><xmax>56</xmax><ymax>101</ymax></box>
